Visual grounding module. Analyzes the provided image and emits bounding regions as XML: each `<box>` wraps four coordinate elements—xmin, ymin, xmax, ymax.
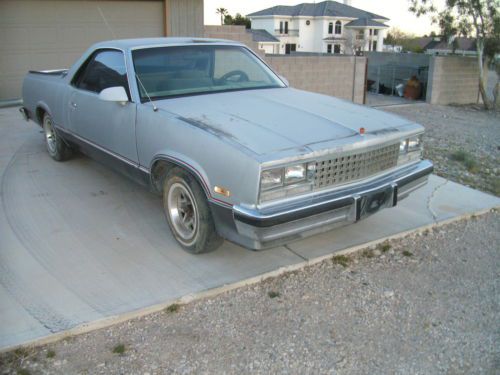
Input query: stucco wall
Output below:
<box><xmin>266</xmin><ymin>54</ymin><xmax>367</xmax><ymax>104</ymax></box>
<box><xmin>427</xmin><ymin>56</ymin><xmax>480</xmax><ymax>105</ymax></box>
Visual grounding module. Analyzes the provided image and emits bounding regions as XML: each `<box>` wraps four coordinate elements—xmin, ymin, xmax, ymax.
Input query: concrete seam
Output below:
<box><xmin>284</xmin><ymin>244</ymin><xmax>308</xmax><ymax>261</ymax></box>
<box><xmin>426</xmin><ymin>179</ymin><xmax>449</xmax><ymax>222</ymax></box>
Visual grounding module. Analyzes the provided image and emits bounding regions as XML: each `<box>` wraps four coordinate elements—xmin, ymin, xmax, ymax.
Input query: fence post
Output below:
<box><xmin>376</xmin><ymin>66</ymin><xmax>380</xmax><ymax>94</ymax></box>
<box><xmin>391</xmin><ymin>67</ymin><xmax>396</xmax><ymax>96</ymax></box>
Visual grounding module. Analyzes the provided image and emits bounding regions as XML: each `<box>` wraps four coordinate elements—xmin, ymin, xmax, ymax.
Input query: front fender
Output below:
<box><xmin>150</xmin><ymin>151</ymin><xmax>225</xmax><ymax>204</ymax></box>
<box><xmin>137</xmin><ymin>106</ymin><xmax>261</xmax><ymax>207</ymax></box>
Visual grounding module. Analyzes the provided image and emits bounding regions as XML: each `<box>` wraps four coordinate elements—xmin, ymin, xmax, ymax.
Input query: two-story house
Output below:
<box><xmin>247</xmin><ymin>0</ymin><xmax>389</xmax><ymax>55</ymax></box>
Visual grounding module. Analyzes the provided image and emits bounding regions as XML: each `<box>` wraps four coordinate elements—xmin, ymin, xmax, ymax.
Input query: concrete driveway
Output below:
<box><xmin>1</xmin><ymin>106</ymin><xmax>498</xmax><ymax>350</ymax></box>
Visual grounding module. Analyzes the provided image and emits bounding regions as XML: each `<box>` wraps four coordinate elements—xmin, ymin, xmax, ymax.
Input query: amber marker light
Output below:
<box><xmin>214</xmin><ymin>186</ymin><xmax>231</xmax><ymax>197</ymax></box>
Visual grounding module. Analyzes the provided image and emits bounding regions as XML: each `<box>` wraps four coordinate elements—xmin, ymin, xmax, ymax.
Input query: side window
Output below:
<box><xmin>74</xmin><ymin>50</ymin><xmax>130</xmax><ymax>99</ymax></box>
<box><xmin>335</xmin><ymin>21</ymin><xmax>342</xmax><ymax>34</ymax></box>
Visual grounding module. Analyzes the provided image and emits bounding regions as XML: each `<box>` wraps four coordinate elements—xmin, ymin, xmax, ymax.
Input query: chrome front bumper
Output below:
<box><xmin>231</xmin><ymin>160</ymin><xmax>433</xmax><ymax>249</ymax></box>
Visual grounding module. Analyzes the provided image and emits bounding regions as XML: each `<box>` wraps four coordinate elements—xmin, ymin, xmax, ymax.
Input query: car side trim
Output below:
<box><xmin>55</xmin><ymin>126</ymin><xmax>142</xmax><ymax>170</ymax></box>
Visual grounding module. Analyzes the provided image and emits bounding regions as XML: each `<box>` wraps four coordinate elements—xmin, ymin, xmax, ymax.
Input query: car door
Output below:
<box><xmin>67</xmin><ymin>49</ymin><xmax>138</xmax><ymax>164</ymax></box>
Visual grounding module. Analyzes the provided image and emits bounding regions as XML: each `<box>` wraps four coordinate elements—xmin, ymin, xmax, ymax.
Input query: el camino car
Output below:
<box><xmin>20</xmin><ymin>38</ymin><xmax>433</xmax><ymax>253</ymax></box>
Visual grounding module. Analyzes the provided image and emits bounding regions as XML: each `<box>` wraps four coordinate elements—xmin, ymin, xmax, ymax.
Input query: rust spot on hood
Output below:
<box><xmin>178</xmin><ymin>116</ymin><xmax>236</xmax><ymax>141</ymax></box>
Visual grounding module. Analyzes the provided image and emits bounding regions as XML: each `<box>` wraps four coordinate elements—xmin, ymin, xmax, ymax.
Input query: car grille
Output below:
<box><xmin>314</xmin><ymin>143</ymin><xmax>400</xmax><ymax>189</ymax></box>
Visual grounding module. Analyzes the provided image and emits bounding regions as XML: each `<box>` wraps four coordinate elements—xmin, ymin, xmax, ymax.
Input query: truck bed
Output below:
<box><xmin>22</xmin><ymin>69</ymin><xmax>70</xmax><ymax>126</ymax></box>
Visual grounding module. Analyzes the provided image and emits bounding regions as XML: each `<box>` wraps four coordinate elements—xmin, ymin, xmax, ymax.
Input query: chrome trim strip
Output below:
<box><xmin>138</xmin><ymin>165</ymin><xmax>150</xmax><ymax>174</ymax></box>
<box><xmin>55</xmin><ymin>126</ymin><xmax>147</xmax><ymax>172</ymax></box>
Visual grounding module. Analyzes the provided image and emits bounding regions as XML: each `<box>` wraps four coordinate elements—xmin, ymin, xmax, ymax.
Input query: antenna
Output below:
<box><xmin>95</xmin><ymin>7</ymin><xmax>156</xmax><ymax>112</ymax></box>
<box><xmin>135</xmin><ymin>73</ymin><xmax>158</xmax><ymax>112</ymax></box>
<box><xmin>97</xmin><ymin>6</ymin><xmax>116</xmax><ymax>39</ymax></box>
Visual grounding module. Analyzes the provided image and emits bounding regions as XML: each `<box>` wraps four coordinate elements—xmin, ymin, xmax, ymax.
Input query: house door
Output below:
<box><xmin>285</xmin><ymin>44</ymin><xmax>296</xmax><ymax>54</ymax></box>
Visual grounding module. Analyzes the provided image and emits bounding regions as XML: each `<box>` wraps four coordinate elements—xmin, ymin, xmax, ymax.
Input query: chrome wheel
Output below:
<box><xmin>167</xmin><ymin>182</ymin><xmax>198</xmax><ymax>245</ymax></box>
<box><xmin>43</xmin><ymin>116</ymin><xmax>57</xmax><ymax>154</ymax></box>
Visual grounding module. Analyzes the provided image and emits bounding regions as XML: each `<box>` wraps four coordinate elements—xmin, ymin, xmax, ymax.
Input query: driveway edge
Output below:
<box><xmin>1</xmin><ymin>206</ymin><xmax>497</xmax><ymax>354</ymax></box>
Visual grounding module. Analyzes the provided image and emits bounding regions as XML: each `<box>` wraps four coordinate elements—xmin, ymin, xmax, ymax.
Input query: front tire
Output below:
<box><xmin>162</xmin><ymin>167</ymin><xmax>223</xmax><ymax>254</ymax></box>
<box><xmin>43</xmin><ymin>113</ymin><xmax>72</xmax><ymax>161</ymax></box>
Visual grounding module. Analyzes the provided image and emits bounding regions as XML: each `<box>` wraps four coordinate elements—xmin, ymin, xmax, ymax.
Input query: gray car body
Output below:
<box><xmin>21</xmin><ymin>37</ymin><xmax>432</xmax><ymax>250</ymax></box>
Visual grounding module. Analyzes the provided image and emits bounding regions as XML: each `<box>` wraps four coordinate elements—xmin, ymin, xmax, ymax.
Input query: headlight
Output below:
<box><xmin>260</xmin><ymin>162</ymin><xmax>316</xmax><ymax>202</ymax></box>
<box><xmin>284</xmin><ymin>164</ymin><xmax>306</xmax><ymax>184</ymax></box>
<box><xmin>407</xmin><ymin>136</ymin><xmax>422</xmax><ymax>152</ymax></box>
<box><xmin>260</xmin><ymin>168</ymin><xmax>283</xmax><ymax>191</ymax></box>
<box><xmin>398</xmin><ymin>135</ymin><xmax>423</xmax><ymax>165</ymax></box>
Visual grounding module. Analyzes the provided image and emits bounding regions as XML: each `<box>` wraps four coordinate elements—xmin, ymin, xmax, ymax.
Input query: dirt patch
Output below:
<box><xmin>383</xmin><ymin>103</ymin><xmax>500</xmax><ymax>196</ymax></box>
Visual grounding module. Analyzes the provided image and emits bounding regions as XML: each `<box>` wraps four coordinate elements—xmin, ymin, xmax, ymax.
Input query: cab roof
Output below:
<box><xmin>91</xmin><ymin>37</ymin><xmax>243</xmax><ymax>51</ymax></box>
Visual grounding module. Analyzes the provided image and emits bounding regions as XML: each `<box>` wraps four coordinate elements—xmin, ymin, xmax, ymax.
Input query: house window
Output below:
<box><xmin>328</xmin><ymin>22</ymin><xmax>333</xmax><ymax>34</ymax></box>
<box><xmin>335</xmin><ymin>21</ymin><xmax>342</xmax><ymax>34</ymax></box>
<box><xmin>369</xmin><ymin>29</ymin><xmax>373</xmax><ymax>36</ymax></box>
<box><xmin>280</xmin><ymin>21</ymin><xmax>288</xmax><ymax>34</ymax></box>
<box><xmin>374</xmin><ymin>29</ymin><xmax>379</xmax><ymax>36</ymax></box>
<box><xmin>334</xmin><ymin>44</ymin><xmax>341</xmax><ymax>54</ymax></box>
<box><xmin>327</xmin><ymin>44</ymin><xmax>332</xmax><ymax>53</ymax></box>
<box><xmin>279</xmin><ymin>21</ymin><xmax>289</xmax><ymax>34</ymax></box>
<box><xmin>372</xmin><ymin>41</ymin><xmax>377</xmax><ymax>51</ymax></box>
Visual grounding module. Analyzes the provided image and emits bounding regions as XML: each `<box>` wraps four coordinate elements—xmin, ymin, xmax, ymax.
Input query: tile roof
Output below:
<box><xmin>247</xmin><ymin>29</ymin><xmax>280</xmax><ymax>43</ymax></box>
<box><xmin>415</xmin><ymin>37</ymin><xmax>477</xmax><ymax>52</ymax></box>
<box><xmin>344</xmin><ymin>18</ymin><xmax>389</xmax><ymax>28</ymax></box>
<box><xmin>427</xmin><ymin>37</ymin><xmax>477</xmax><ymax>51</ymax></box>
<box><xmin>247</xmin><ymin>1</ymin><xmax>389</xmax><ymax>20</ymax></box>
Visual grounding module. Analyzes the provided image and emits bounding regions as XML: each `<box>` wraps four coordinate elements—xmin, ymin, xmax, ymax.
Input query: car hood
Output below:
<box><xmin>155</xmin><ymin>88</ymin><xmax>413</xmax><ymax>156</ymax></box>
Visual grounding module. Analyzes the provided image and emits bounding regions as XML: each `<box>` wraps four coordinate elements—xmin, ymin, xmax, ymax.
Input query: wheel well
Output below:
<box><xmin>150</xmin><ymin>159</ymin><xmax>209</xmax><ymax>198</ymax></box>
<box><xmin>35</xmin><ymin>107</ymin><xmax>46</xmax><ymax>125</ymax></box>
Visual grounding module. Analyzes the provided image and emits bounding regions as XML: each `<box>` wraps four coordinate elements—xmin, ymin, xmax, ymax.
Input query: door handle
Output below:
<box><xmin>70</xmin><ymin>101</ymin><xmax>77</xmax><ymax>109</ymax></box>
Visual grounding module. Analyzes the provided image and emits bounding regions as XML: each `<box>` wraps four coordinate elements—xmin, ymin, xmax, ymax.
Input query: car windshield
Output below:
<box><xmin>132</xmin><ymin>45</ymin><xmax>285</xmax><ymax>101</ymax></box>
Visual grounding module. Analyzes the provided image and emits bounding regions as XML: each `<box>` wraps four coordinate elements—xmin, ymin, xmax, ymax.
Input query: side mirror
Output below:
<box><xmin>279</xmin><ymin>75</ymin><xmax>289</xmax><ymax>86</ymax></box>
<box><xmin>99</xmin><ymin>86</ymin><xmax>128</xmax><ymax>105</ymax></box>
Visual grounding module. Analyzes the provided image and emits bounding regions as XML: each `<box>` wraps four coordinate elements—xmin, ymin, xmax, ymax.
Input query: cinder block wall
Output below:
<box><xmin>266</xmin><ymin>55</ymin><xmax>366</xmax><ymax>104</ymax></box>
<box><xmin>427</xmin><ymin>56</ymin><xmax>480</xmax><ymax>105</ymax></box>
<box><xmin>204</xmin><ymin>26</ymin><xmax>366</xmax><ymax>104</ymax></box>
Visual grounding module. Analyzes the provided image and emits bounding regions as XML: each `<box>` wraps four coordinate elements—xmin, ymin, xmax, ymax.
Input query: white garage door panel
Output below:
<box><xmin>0</xmin><ymin>0</ymin><xmax>164</xmax><ymax>100</ymax></box>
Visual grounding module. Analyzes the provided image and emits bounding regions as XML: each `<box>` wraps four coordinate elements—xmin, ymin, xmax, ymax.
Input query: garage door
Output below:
<box><xmin>0</xmin><ymin>0</ymin><xmax>164</xmax><ymax>100</ymax></box>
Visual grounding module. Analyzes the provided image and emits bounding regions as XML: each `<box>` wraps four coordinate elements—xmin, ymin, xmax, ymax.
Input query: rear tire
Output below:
<box><xmin>162</xmin><ymin>167</ymin><xmax>223</xmax><ymax>254</ymax></box>
<box><xmin>43</xmin><ymin>113</ymin><xmax>72</xmax><ymax>161</ymax></box>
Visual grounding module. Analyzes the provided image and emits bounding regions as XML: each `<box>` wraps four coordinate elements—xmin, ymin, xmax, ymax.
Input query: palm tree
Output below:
<box><xmin>216</xmin><ymin>7</ymin><xmax>228</xmax><ymax>25</ymax></box>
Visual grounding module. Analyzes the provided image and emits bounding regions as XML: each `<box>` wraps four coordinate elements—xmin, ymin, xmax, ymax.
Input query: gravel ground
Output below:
<box><xmin>1</xmin><ymin>211</ymin><xmax>498</xmax><ymax>374</ymax></box>
<box><xmin>383</xmin><ymin>103</ymin><xmax>500</xmax><ymax>196</ymax></box>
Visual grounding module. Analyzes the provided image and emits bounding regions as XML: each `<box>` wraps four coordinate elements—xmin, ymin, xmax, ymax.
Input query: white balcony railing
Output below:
<box><xmin>274</xmin><ymin>29</ymin><xmax>299</xmax><ymax>37</ymax></box>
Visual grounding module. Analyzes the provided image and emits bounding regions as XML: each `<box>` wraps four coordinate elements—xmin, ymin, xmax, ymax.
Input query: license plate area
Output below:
<box><xmin>356</xmin><ymin>185</ymin><xmax>396</xmax><ymax>221</ymax></box>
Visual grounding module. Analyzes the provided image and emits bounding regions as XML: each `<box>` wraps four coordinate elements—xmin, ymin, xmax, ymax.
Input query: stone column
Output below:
<box><xmin>363</xmin><ymin>28</ymin><xmax>370</xmax><ymax>51</ymax></box>
<box><xmin>377</xmin><ymin>29</ymin><xmax>384</xmax><ymax>52</ymax></box>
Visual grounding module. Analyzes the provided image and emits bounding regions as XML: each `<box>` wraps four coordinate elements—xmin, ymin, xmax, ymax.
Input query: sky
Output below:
<box><xmin>204</xmin><ymin>0</ymin><xmax>442</xmax><ymax>36</ymax></box>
